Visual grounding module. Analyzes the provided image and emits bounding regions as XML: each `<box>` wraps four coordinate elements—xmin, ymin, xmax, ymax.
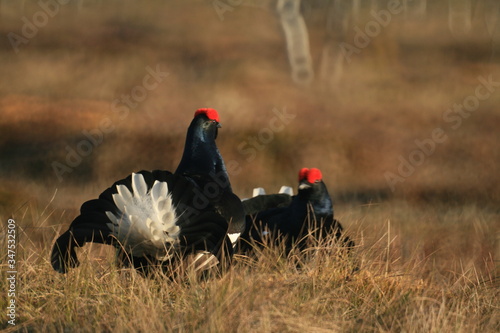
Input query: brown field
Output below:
<box><xmin>1</xmin><ymin>1</ymin><xmax>499</xmax><ymax>331</ymax></box>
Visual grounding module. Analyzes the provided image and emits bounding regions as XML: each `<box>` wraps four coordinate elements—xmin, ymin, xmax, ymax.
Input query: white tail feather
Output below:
<box><xmin>117</xmin><ymin>183</ymin><xmax>133</xmax><ymax>203</ymax></box>
<box><xmin>131</xmin><ymin>173</ymin><xmax>148</xmax><ymax>197</ymax></box>
<box><xmin>151</xmin><ymin>180</ymin><xmax>167</xmax><ymax>202</ymax></box>
<box><xmin>228</xmin><ymin>233</ymin><xmax>240</xmax><ymax>247</ymax></box>
<box><xmin>106</xmin><ymin>173</ymin><xmax>180</xmax><ymax>259</ymax></box>
<box><xmin>279</xmin><ymin>185</ymin><xmax>293</xmax><ymax>196</ymax></box>
<box><xmin>252</xmin><ymin>187</ymin><xmax>266</xmax><ymax>197</ymax></box>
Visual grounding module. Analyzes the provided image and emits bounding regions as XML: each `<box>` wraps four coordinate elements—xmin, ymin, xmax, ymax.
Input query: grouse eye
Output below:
<box><xmin>203</xmin><ymin>120</ymin><xmax>216</xmax><ymax>129</ymax></box>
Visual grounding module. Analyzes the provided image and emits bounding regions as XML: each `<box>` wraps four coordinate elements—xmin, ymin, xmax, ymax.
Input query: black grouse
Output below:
<box><xmin>237</xmin><ymin>168</ymin><xmax>354</xmax><ymax>254</ymax></box>
<box><xmin>51</xmin><ymin>109</ymin><xmax>241</xmax><ymax>274</ymax></box>
<box><xmin>175</xmin><ymin>108</ymin><xmax>245</xmax><ymax>245</ymax></box>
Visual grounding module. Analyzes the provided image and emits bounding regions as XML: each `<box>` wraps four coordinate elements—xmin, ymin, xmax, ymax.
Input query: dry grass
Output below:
<box><xmin>1</xmin><ymin>1</ymin><xmax>499</xmax><ymax>332</ymax></box>
<box><xmin>0</xmin><ymin>203</ymin><xmax>498</xmax><ymax>332</ymax></box>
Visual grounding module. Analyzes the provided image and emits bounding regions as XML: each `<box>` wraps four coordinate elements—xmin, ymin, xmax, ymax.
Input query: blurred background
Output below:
<box><xmin>0</xmin><ymin>0</ymin><xmax>499</xmax><ymax>277</ymax></box>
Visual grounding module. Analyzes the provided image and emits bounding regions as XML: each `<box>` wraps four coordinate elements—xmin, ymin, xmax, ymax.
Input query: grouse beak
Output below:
<box><xmin>298</xmin><ymin>181</ymin><xmax>311</xmax><ymax>190</ymax></box>
<box><xmin>216</xmin><ymin>122</ymin><xmax>222</xmax><ymax>128</ymax></box>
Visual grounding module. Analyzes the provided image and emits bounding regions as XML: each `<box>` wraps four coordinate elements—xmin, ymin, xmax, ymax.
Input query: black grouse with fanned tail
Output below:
<box><xmin>51</xmin><ymin>109</ymin><xmax>240</xmax><ymax>274</ymax></box>
<box><xmin>237</xmin><ymin>168</ymin><xmax>354</xmax><ymax>254</ymax></box>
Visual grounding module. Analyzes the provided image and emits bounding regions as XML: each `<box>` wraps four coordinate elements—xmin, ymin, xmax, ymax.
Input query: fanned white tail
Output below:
<box><xmin>105</xmin><ymin>173</ymin><xmax>180</xmax><ymax>259</ymax></box>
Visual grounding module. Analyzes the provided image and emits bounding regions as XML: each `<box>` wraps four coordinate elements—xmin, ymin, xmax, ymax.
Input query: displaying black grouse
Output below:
<box><xmin>237</xmin><ymin>168</ymin><xmax>354</xmax><ymax>254</ymax></box>
<box><xmin>51</xmin><ymin>109</ymin><xmax>242</xmax><ymax>274</ymax></box>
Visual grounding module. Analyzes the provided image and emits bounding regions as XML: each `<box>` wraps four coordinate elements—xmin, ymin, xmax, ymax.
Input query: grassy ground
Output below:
<box><xmin>1</xmin><ymin>1</ymin><xmax>499</xmax><ymax>331</ymax></box>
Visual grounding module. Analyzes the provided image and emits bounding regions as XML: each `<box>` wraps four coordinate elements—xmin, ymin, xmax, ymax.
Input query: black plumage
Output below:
<box><xmin>175</xmin><ymin>109</ymin><xmax>245</xmax><ymax>239</ymax></box>
<box><xmin>237</xmin><ymin>168</ymin><xmax>354</xmax><ymax>254</ymax></box>
<box><xmin>51</xmin><ymin>109</ymin><xmax>240</xmax><ymax>274</ymax></box>
<box><xmin>242</xmin><ymin>193</ymin><xmax>292</xmax><ymax>216</ymax></box>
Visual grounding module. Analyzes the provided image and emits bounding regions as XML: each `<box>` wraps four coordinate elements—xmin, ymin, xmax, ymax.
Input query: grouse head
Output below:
<box><xmin>176</xmin><ymin>108</ymin><xmax>225</xmax><ymax>177</ymax></box>
<box><xmin>192</xmin><ymin>108</ymin><xmax>221</xmax><ymax>141</ymax></box>
<box><xmin>297</xmin><ymin>168</ymin><xmax>333</xmax><ymax>216</ymax></box>
<box><xmin>298</xmin><ymin>168</ymin><xmax>323</xmax><ymax>190</ymax></box>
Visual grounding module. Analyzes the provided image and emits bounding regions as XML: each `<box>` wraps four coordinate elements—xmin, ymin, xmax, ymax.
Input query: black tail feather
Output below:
<box><xmin>242</xmin><ymin>194</ymin><xmax>292</xmax><ymax>216</ymax></box>
<box><xmin>51</xmin><ymin>170</ymin><xmax>234</xmax><ymax>274</ymax></box>
<box><xmin>51</xmin><ymin>223</ymin><xmax>112</xmax><ymax>273</ymax></box>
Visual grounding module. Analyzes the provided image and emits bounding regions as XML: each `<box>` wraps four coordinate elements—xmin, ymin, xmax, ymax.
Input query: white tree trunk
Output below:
<box><xmin>318</xmin><ymin>0</ymin><xmax>352</xmax><ymax>88</ymax></box>
<box><xmin>276</xmin><ymin>0</ymin><xmax>314</xmax><ymax>85</ymax></box>
<box><xmin>448</xmin><ymin>0</ymin><xmax>472</xmax><ymax>39</ymax></box>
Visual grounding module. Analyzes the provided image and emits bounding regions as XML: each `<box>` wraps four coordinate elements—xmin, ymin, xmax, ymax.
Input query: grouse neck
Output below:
<box><xmin>299</xmin><ymin>183</ymin><xmax>334</xmax><ymax>218</ymax></box>
<box><xmin>175</xmin><ymin>118</ymin><xmax>229</xmax><ymax>188</ymax></box>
